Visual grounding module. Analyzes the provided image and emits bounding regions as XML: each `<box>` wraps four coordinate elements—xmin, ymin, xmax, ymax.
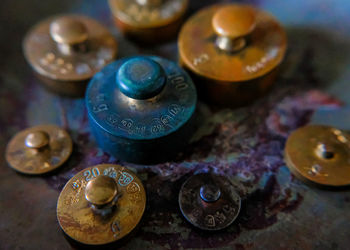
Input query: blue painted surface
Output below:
<box><xmin>86</xmin><ymin>55</ymin><xmax>197</xmax><ymax>162</ymax></box>
<box><xmin>86</xmin><ymin>55</ymin><xmax>197</xmax><ymax>140</ymax></box>
<box><xmin>117</xmin><ymin>56</ymin><xmax>166</xmax><ymax>100</ymax></box>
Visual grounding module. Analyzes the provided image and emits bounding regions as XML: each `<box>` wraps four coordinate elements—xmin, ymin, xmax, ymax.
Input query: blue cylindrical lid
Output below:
<box><xmin>116</xmin><ymin>57</ymin><xmax>166</xmax><ymax>100</ymax></box>
<box><xmin>86</xmin><ymin>56</ymin><xmax>197</xmax><ymax>140</ymax></box>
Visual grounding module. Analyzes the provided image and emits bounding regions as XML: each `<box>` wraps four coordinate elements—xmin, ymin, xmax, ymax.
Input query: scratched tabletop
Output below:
<box><xmin>1</xmin><ymin>0</ymin><xmax>350</xmax><ymax>249</ymax></box>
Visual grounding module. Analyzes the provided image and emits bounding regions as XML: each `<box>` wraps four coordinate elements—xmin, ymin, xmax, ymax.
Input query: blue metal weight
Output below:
<box><xmin>86</xmin><ymin>56</ymin><xmax>197</xmax><ymax>164</ymax></box>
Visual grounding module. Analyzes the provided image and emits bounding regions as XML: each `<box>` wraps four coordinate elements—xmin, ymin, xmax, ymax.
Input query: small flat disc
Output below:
<box><xmin>179</xmin><ymin>173</ymin><xmax>241</xmax><ymax>231</ymax></box>
<box><xmin>57</xmin><ymin>164</ymin><xmax>146</xmax><ymax>245</ymax></box>
<box><xmin>109</xmin><ymin>0</ymin><xmax>188</xmax><ymax>28</ymax></box>
<box><xmin>5</xmin><ymin>125</ymin><xmax>72</xmax><ymax>174</ymax></box>
<box><xmin>23</xmin><ymin>15</ymin><xmax>117</xmax><ymax>82</ymax></box>
<box><xmin>285</xmin><ymin>125</ymin><xmax>350</xmax><ymax>187</ymax></box>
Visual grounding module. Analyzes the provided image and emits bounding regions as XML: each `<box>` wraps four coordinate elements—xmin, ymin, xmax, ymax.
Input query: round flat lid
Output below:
<box><xmin>178</xmin><ymin>4</ymin><xmax>287</xmax><ymax>82</ymax></box>
<box><xmin>5</xmin><ymin>124</ymin><xmax>72</xmax><ymax>174</ymax></box>
<box><xmin>57</xmin><ymin>164</ymin><xmax>146</xmax><ymax>245</ymax></box>
<box><xmin>86</xmin><ymin>56</ymin><xmax>197</xmax><ymax>140</ymax></box>
<box><xmin>179</xmin><ymin>173</ymin><xmax>241</xmax><ymax>230</ymax></box>
<box><xmin>23</xmin><ymin>15</ymin><xmax>117</xmax><ymax>82</ymax></box>
<box><xmin>108</xmin><ymin>0</ymin><xmax>188</xmax><ymax>28</ymax></box>
<box><xmin>285</xmin><ymin>125</ymin><xmax>350</xmax><ymax>187</ymax></box>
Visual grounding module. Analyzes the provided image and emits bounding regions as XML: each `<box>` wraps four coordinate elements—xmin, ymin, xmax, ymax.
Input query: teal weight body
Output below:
<box><xmin>86</xmin><ymin>56</ymin><xmax>197</xmax><ymax>164</ymax></box>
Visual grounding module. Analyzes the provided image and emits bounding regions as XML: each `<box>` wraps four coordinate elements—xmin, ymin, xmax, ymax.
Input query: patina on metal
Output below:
<box><xmin>23</xmin><ymin>14</ymin><xmax>117</xmax><ymax>96</ymax></box>
<box><xmin>108</xmin><ymin>0</ymin><xmax>188</xmax><ymax>43</ymax></box>
<box><xmin>179</xmin><ymin>173</ymin><xmax>241</xmax><ymax>230</ymax></box>
<box><xmin>86</xmin><ymin>55</ymin><xmax>197</xmax><ymax>164</ymax></box>
<box><xmin>285</xmin><ymin>125</ymin><xmax>350</xmax><ymax>187</ymax></box>
<box><xmin>178</xmin><ymin>4</ymin><xmax>287</xmax><ymax>107</ymax></box>
<box><xmin>5</xmin><ymin>125</ymin><xmax>72</xmax><ymax>175</ymax></box>
<box><xmin>57</xmin><ymin>164</ymin><xmax>146</xmax><ymax>245</ymax></box>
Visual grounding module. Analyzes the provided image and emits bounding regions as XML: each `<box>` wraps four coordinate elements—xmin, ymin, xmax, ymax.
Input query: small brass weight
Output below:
<box><xmin>108</xmin><ymin>0</ymin><xmax>188</xmax><ymax>43</ymax></box>
<box><xmin>23</xmin><ymin>15</ymin><xmax>117</xmax><ymax>96</ymax></box>
<box><xmin>5</xmin><ymin>125</ymin><xmax>72</xmax><ymax>174</ymax></box>
<box><xmin>57</xmin><ymin>164</ymin><xmax>146</xmax><ymax>245</ymax></box>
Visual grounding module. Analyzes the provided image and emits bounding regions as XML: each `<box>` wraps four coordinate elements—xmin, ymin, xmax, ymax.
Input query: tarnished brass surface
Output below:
<box><xmin>285</xmin><ymin>125</ymin><xmax>350</xmax><ymax>187</ymax></box>
<box><xmin>57</xmin><ymin>164</ymin><xmax>146</xmax><ymax>245</ymax></box>
<box><xmin>178</xmin><ymin>4</ymin><xmax>287</xmax><ymax>107</ymax></box>
<box><xmin>212</xmin><ymin>5</ymin><xmax>256</xmax><ymax>39</ymax></box>
<box><xmin>179</xmin><ymin>173</ymin><xmax>241</xmax><ymax>231</ymax></box>
<box><xmin>5</xmin><ymin>125</ymin><xmax>72</xmax><ymax>175</ymax></box>
<box><xmin>50</xmin><ymin>16</ymin><xmax>89</xmax><ymax>45</ymax></box>
<box><xmin>108</xmin><ymin>0</ymin><xmax>188</xmax><ymax>43</ymax></box>
<box><xmin>23</xmin><ymin>15</ymin><xmax>117</xmax><ymax>96</ymax></box>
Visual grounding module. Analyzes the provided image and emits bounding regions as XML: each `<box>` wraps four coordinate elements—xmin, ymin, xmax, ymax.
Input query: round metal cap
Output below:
<box><xmin>57</xmin><ymin>164</ymin><xmax>146</xmax><ymax>245</ymax></box>
<box><xmin>24</xmin><ymin>131</ymin><xmax>50</xmax><ymax>149</ymax></box>
<box><xmin>179</xmin><ymin>173</ymin><xmax>241</xmax><ymax>230</ymax></box>
<box><xmin>200</xmin><ymin>184</ymin><xmax>221</xmax><ymax>203</ymax></box>
<box><xmin>5</xmin><ymin>125</ymin><xmax>72</xmax><ymax>174</ymax></box>
<box><xmin>117</xmin><ymin>57</ymin><xmax>166</xmax><ymax>99</ymax></box>
<box><xmin>285</xmin><ymin>125</ymin><xmax>350</xmax><ymax>187</ymax></box>
<box><xmin>50</xmin><ymin>16</ymin><xmax>88</xmax><ymax>45</ymax></box>
<box><xmin>212</xmin><ymin>5</ymin><xmax>256</xmax><ymax>39</ymax></box>
<box><xmin>85</xmin><ymin>175</ymin><xmax>118</xmax><ymax>206</ymax></box>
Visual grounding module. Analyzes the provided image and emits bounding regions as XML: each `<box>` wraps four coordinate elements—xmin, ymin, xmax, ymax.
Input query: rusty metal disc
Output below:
<box><xmin>179</xmin><ymin>173</ymin><xmax>241</xmax><ymax>230</ymax></box>
<box><xmin>23</xmin><ymin>14</ymin><xmax>117</xmax><ymax>82</ymax></box>
<box><xmin>5</xmin><ymin>124</ymin><xmax>72</xmax><ymax>174</ymax></box>
<box><xmin>57</xmin><ymin>164</ymin><xmax>146</xmax><ymax>245</ymax></box>
<box><xmin>285</xmin><ymin>125</ymin><xmax>350</xmax><ymax>187</ymax></box>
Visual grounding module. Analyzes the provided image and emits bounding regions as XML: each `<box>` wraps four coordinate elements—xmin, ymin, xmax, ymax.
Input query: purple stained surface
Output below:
<box><xmin>1</xmin><ymin>0</ymin><xmax>350</xmax><ymax>249</ymax></box>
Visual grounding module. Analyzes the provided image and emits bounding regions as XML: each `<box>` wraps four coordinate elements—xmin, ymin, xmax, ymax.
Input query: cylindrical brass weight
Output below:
<box><xmin>108</xmin><ymin>0</ymin><xmax>188</xmax><ymax>44</ymax></box>
<box><xmin>23</xmin><ymin>15</ymin><xmax>117</xmax><ymax>96</ymax></box>
<box><xmin>178</xmin><ymin>4</ymin><xmax>287</xmax><ymax>107</ymax></box>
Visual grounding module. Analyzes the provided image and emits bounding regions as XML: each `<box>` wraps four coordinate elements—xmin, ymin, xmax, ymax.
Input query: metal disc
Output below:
<box><xmin>57</xmin><ymin>164</ymin><xmax>146</xmax><ymax>245</ymax></box>
<box><xmin>5</xmin><ymin>124</ymin><xmax>72</xmax><ymax>175</ymax></box>
<box><xmin>108</xmin><ymin>0</ymin><xmax>188</xmax><ymax>28</ymax></box>
<box><xmin>285</xmin><ymin>125</ymin><xmax>350</xmax><ymax>187</ymax></box>
<box><xmin>23</xmin><ymin>14</ymin><xmax>117</xmax><ymax>82</ymax></box>
<box><xmin>179</xmin><ymin>173</ymin><xmax>241</xmax><ymax>231</ymax></box>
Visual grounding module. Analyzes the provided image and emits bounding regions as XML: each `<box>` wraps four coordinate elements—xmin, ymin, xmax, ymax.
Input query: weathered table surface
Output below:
<box><xmin>1</xmin><ymin>0</ymin><xmax>350</xmax><ymax>249</ymax></box>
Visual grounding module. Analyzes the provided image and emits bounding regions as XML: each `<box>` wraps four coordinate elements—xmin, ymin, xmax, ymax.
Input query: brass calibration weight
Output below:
<box><xmin>108</xmin><ymin>0</ymin><xmax>188</xmax><ymax>43</ymax></box>
<box><xmin>285</xmin><ymin>125</ymin><xmax>350</xmax><ymax>187</ymax></box>
<box><xmin>179</xmin><ymin>173</ymin><xmax>241</xmax><ymax>230</ymax></box>
<box><xmin>23</xmin><ymin>15</ymin><xmax>117</xmax><ymax>96</ymax></box>
<box><xmin>5</xmin><ymin>125</ymin><xmax>72</xmax><ymax>174</ymax></box>
<box><xmin>57</xmin><ymin>164</ymin><xmax>146</xmax><ymax>245</ymax></box>
<box><xmin>178</xmin><ymin>4</ymin><xmax>287</xmax><ymax>107</ymax></box>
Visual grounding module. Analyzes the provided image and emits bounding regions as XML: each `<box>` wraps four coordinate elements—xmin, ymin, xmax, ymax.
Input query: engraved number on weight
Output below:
<box><xmin>118</xmin><ymin>171</ymin><xmax>134</xmax><ymax>186</ymax></box>
<box><xmin>193</xmin><ymin>53</ymin><xmax>209</xmax><ymax>66</ymax></box>
<box><xmin>84</xmin><ymin>167</ymin><xmax>100</xmax><ymax>181</ymax></box>
<box><xmin>93</xmin><ymin>104</ymin><xmax>108</xmax><ymax>113</ymax></box>
<box><xmin>111</xmin><ymin>220</ymin><xmax>121</xmax><ymax>238</ymax></box>
<box><xmin>169</xmin><ymin>74</ymin><xmax>188</xmax><ymax>90</ymax></box>
<box><xmin>205</xmin><ymin>214</ymin><xmax>216</xmax><ymax>227</ymax></box>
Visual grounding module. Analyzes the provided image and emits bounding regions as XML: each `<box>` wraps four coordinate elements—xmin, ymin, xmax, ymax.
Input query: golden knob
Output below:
<box><xmin>50</xmin><ymin>16</ymin><xmax>88</xmax><ymax>45</ymax></box>
<box><xmin>24</xmin><ymin>131</ymin><xmax>49</xmax><ymax>149</ymax></box>
<box><xmin>85</xmin><ymin>175</ymin><xmax>118</xmax><ymax>207</ymax></box>
<box><xmin>212</xmin><ymin>5</ymin><xmax>256</xmax><ymax>39</ymax></box>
